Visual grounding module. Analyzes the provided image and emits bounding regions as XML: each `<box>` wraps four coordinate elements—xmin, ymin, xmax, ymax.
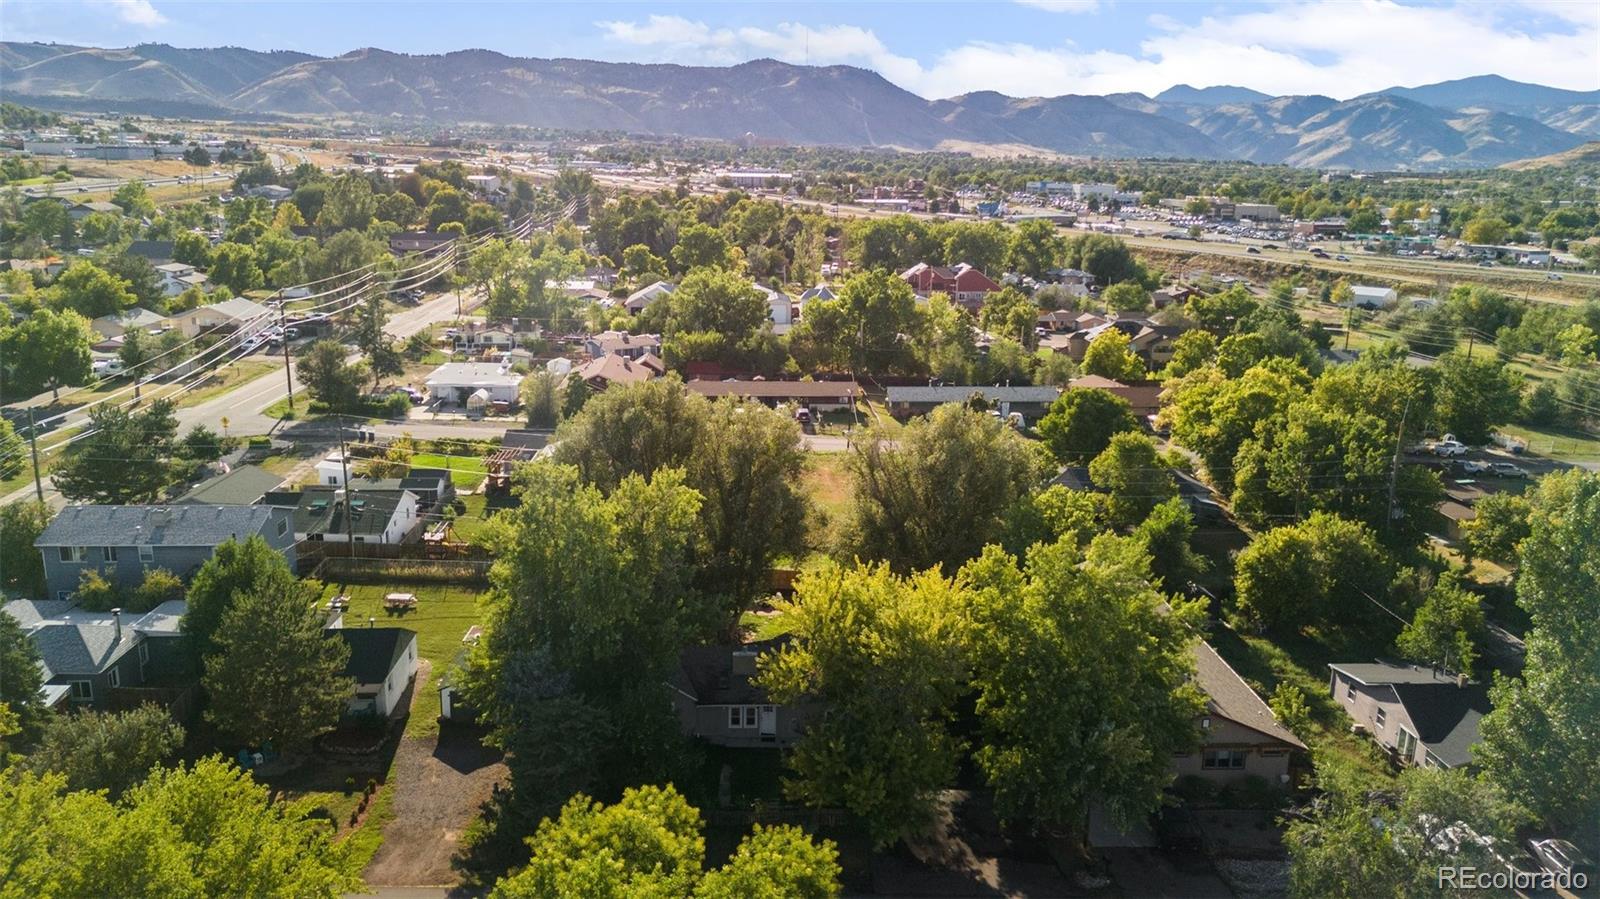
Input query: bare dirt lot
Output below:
<box><xmin>363</xmin><ymin>724</ymin><xmax>507</xmax><ymax>887</ymax></box>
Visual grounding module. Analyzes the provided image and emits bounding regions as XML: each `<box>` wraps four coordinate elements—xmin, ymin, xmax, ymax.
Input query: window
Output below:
<box><xmin>138</xmin><ymin>545</ymin><xmax>154</xmax><ymax>563</ymax></box>
<box><xmin>1202</xmin><ymin>749</ymin><xmax>1248</xmax><ymax>770</ymax></box>
<box><xmin>744</xmin><ymin>706</ymin><xmax>758</xmax><ymax>728</ymax></box>
<box><xmin>727</xmin><ymin>706</ymin><xmax>760</xmax><ymax>729</ymax></box>
<box><xmin>1374</xmin><ymin>708</ymin><xmax>1387</xmax><ymax>729</ymax></box>
<box><xmin>138</xmin><ymin>643</ymin><xmax>150</xmax><ymax>665</ymax></box>
<box><xmin>102</xmin><ymin>546</ymin><xmax>119</xmax><ymax>562</ymax></box>
<box><xmin>109</xmin><ymin>667</ymin><xmax>121</xmax><ymax>688</ymax></box>
<box><xmin>1396</xmin><ymin>728</ymin><xmax>1419</xmax><ymax>761</ymax></box>
<box><xmin>57</xmin><ymin>591</ymin><xmax>72</xmax><ymax>602</ymax></box>
<box><xmin>69</xmin><ymin>680</ymin><xmax>92</xmax><ymax>702</ymax></box>
<box><xmin>60</xmin><ymin>546</ymin><xmax>88</xmax><ymax>563</ymax></box>
<box><xmin>277</xmin><ymin>518</ymin><xmax>288</xmax><ymax>537</ymax></box>
<box><xmin>1344</xmin><ymin>682</ymin><xmax>1356</xmax><ymax>702</ymax></box>
<box><xmin>328</xmin><ymin>476</ymin><xmax>340</xmax><ymax>485</ymax></box>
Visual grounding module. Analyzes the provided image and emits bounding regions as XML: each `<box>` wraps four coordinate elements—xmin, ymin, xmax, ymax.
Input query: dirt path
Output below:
<box><xmin>363</xmin><ymin>724</ymin><xmax>506</xmax><ymax>887</ymax></box>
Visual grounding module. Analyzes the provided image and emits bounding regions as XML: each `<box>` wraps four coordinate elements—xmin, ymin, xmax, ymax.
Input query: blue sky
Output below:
<box><xmin>4</xmin><ymin>0</ymin><xmax>1597</xmax><ymax>99</ymax></box>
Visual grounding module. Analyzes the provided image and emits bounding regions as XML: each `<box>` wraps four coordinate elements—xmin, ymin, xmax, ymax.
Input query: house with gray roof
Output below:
<box><xmin>177</xmin><ymin>465</ymin><xmax>285</xmax><ymax>506</ymax></box>
<box><xmin>331</xmin><ymin>626</ymin><xmax>419</xmax><ymax>718</ymax></box>
<box><xmin>273</xmin><ymin>487</ymin><xmax>421</xmax><ymax>545</ymax></box>
<box><xmin>1329</xmin><ymin>662</ymin><xmax>1490</xmax><ymax>769</ymax></box>
<box><xmin>670</xmin><ymin>638</ymin><xmax>810</xmax><ymax>748</ymax></box>
<box><xmin>885</xmin><ymin>385</ymin><xmax>1062</xmax><ymax>420</ymax></box>
<box><xmin>1</xmin><ymin>599</ymin><xmax>191</xmax><ymax>710</ymax></box>
<box><xmin>35</xmin><ymin>505</ymin><xmax>295</xmax><ymax>602</ymax></box>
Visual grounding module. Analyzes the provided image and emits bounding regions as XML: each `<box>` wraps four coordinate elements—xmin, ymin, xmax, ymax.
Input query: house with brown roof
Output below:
<box><xmin>584</xmin><ymin>330</ymin><xmax>662</xmax><ymax>361</ymax></box>
<box><xmin>1068</xmin><ymin>375</ymin><xmax>1164</xmax><ymax>418</ymax></box>
<box><xmin>572</xmin><ymin>353</ymin><xmax>661</xmax><ymax>391</ymax></box>
<box><xmin>686</xmin><ymin>379</ymin><xmax>858</xmax><ymax>411</ymax></box>
<box><xmin>1176</xmin><ymin>642</ymin><xmax>1307</xmax><ymax>784</ymax></box>
<box><xmin>901</xmin><ymin>262</ymin><xmax>1002</xmax><ymax>312</ymax></box>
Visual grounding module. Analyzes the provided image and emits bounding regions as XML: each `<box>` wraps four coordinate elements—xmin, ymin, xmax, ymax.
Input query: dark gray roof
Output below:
<box><xmin>500</xmin><ymin>429</ymin><xmax>551</xmax><ymax>452</ymax></box>
<box><xmin>290</xmin><ymin>488</ymin><xmax>414</xmax><ymax>537</ymax></box>
<box><xmin>36</xmin><ymin>504</ymin><xmax>281</xmax><ymax>547</ymax></box>
<box><xmin>29</xmin><ymin>622</ymin><xmax>138</xmax><ymax>676</ymax></box>
<box><xmin>1329</xmin><ymin>662</ymin><xmax>1460</xmax><ymax>686</ymax></box>
<box><xmin>1393</xmin><ymin>682</ymin><xmax>1490</xmax><ymax>767</ymax></box>
<box><xmin>332</xmin><ymin>627</ymin><xmax>416</xmax><ymax>684</ymax></box>
<box><xmin>125</xmin><ymin>239</ymin><xmax>175</xmax><ymax>262</ymax></box>
<box><xmin>178</xmin><ymin>465</ymin><xmax>285</xmax><ymax>506</ymax></box>
<box><xmin>673</xmin><ymin>638</ymin><xmax>788</xmax><ymax>706</ymax></box>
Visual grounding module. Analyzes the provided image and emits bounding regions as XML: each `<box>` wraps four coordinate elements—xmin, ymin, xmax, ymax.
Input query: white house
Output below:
<box><xmin>288</xmin><ymin>487</ymin><xmax>421</xmax><ymax>545</ymax></box>
<box><xmin>465</xmin><ymin>174</ymin><xmax>502</xmax><ymax>194</ymax></box>
<box><xmin>424</xmin><ymin>362</ymin><xmax>524</xmax><ymax>405</ymax></box>
<box><xmin>1347</xmin><ymin>285</ymin><xmax>1399</xmax><ymax>309</ymax></box>
<box><xmin>756</xmin><ymin>284</ymin><xmax>793</xmax><ymax>331</ymax></box>
<box><xmin>330</xmin><ymin>627</ymin><xmax>419</xmax><ymax>718</ymax></box>
<box><xmin>170</xmin><ymin>297</ymin><xmax>270</xmax><ymax>338</ymax></box>
<box><xmin>155</xmin><ymin>262</ymin><xmax>209</xmax><ymax>297</ymax></box>
<box><xmin>90</xmin><ymin>308</ymin><xmax>170</xmax><ymax>340</ymax></box>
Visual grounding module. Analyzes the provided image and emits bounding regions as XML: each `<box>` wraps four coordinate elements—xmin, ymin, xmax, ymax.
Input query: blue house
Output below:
<box><xmin>34</xmin><ymin>504</ymin><xmax>296</xmax><ymax>602</ymax></box>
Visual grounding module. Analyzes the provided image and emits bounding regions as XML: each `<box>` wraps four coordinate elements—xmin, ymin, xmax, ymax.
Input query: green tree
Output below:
<box><xmin>1080</xmin><ymin>328</ymin><xmax>1146</xmax><ymax>380</ymax></box>
<box><xmin>207</xmin><ymin>242</ymin><xmax>264</xmax><ymax>293</ymax></box>
<box><xmin>181</xmin><ymin>536</ymin><xmax>295</xmax><ymax>662</ymax></box>
<box><xmin>1233</xmin><ymin>512</ymin><xmax>1392</xmax><ymax>634</ymax></box>
<box><xmin>27</xmin><ymin>704</ymin><xmax>184</xmax><ymax>797</ymax></box>
<box><xmin>1</xmin><ymin>308</ymin><xmax>94</xmax><ymax>399</ymax></box>
<box><xmin>131</xmin><ymin>567</ymin><xmax>184</xmax><ymax>611</ymax></box>
<box><xmin>298</xmin><ymin>338</ymin><xmax>366</xmax><ymax>411</ymax></box>
<box><xmin>759</xmin><ymin>561</ymin><xmax>969</xmax><ymax>846</ymax></box>
<box><xmin>1395</xmin><ymin>572</ymin><xmax>1485</xmax><ymax>674</ymax></box>
<box><xmin>789</xmin><ymin>269</ymin><xmax>920</xmax><ymax>375</ymax></box>
<box><xmin>0</xmin><ymin>609</ymin><xmax>43</xmax><ymax>733</ymax></box>
<box><xmin>978</xmin><ymin>286</ymin><xmax>1039</xmax><ymax>348</ymax></box>
<box><xmin>1477</xmin><ymin>470</ymin><xmax>1600</xmax><ymax>828</ymax></box>
<box><xmin>0</xmin><ymin>500</ymin><xmax>50</xmax><ymax>596</ymax></box>
<box><xmin>1461</xmin><ymin>216</ymin><xmax>1510</xmax><ymax>244</ymax></box>
<box><xmin>940</xmin><ymin>221</ymin><xmax>1009</xmax><ymax>275</ymax></box>
<box><xmin>353</xmin><ymin>292</ymin><xmax>403</xmax><ymax>390</ymax></box>
<box><xmin>521</xmin><ymin>370</ymin><xmax>561</xmax><ymax>429</ymax></box>
<box><xmin>0</xmin><ymin>757</ymin><xmax>360</xmax><ymax>898</ymax></box>
<box><xmin>488</xmin><ymin>785</ymin><xmax>839</xmax><ymax>899</ymax></box>
<box><xmin>654</xmin><ymin>268</ymin><xmax>767</xmax><ymax>365</ymax></box>
<box><xmin>1432</xmin><ymin>351</ymin><xmax>1520</xmax><ymax>444</ymax></box>
<box><xmin>1062</xmin><ymin>233</ymin><xmax>1146</xmax><ymax>286</ymax></box>
<box><xmin>1132</xmin><ymin>496</ymin><xmax>1208</xmax><ymax>591</ymax></box>
<box><xmin>316</xmin><ymin>173</ymin><xmax>377</xmax><ymax>233</ymax></box>
<box><xmin>0</xmin><ymin>417</ymin><xmax>22</xmax><ymax>480</ymax></box>
<box><xmin>53</xmin><ymin>399</ymin><xmax>179</xmax><ymax>504</ymax></box>
<box><xmin>1161</xmin><ymin>329</ymin><xmax>1217</xmax><ymax>378</ymax></box>
<box><xmin>845</xmin><ymin>403</ymin><xmax>1044</xmax><ymax>573</ymax></box>
<box><xmin>1286</xmin><ymin>762</ymin><xmax>1519</xmax><ymax>899</ymax></box>
<box><xmin>1089</xmin><ymin>431</ymin><xmax>1176</xmax><ymax>529</ymax></box>
<box><xmin>1161</xmin><ymin>360</ymin><xmax>1309</xmax><ymax>494</ymax></box>
<box><xmin>1102</xmin><ymin>281</ymin><xmax>1151</xmax><ymax>313</ymax></box>
<box><xmin>1006</xmin><ymin>220</ymin><xmax>1065</xmax><ymax>280</ymax></box>
<box><xmin>48</xmin><ymin>262</ymin><xmax>136</xmax><ymax>319</ymax></box>
<box><xmin>173</xmin><ymin>230</ymin><xmax>213</xmax><ymax>268</ymax></box>
<box><xmin>118</xmin><ymin>325</ymin><xmax>152</xmax><ymax>399</ymax></box>
<box><xmin>1460</xmin><ymin>492</ymin><xmax>1530</xmax><ymax>566</ymax></box>
<box><xmin>961</xmin><ymin>538</ymin><xmax>1205</xmax><ymax>833</ymax></box>
<box><xmin>375</xmin><ymin>191</ymin><xmax>418</xmax><ymax>228</ymax></box>
<box><xmin>110</xmin><ymin>179</ymin><xmax>155</xmax><ymax>217</ymax></box>
<box><xmin>203</xmin><ymin>575</ymin><xmax>352</xmax><ymax>751</ymax></box>
<box><xmin>176</xmin><ymin>424</ymin><xmax>224</xmax><ymax>463</ymax></box>
<box><xmin>1036</xmin><ymin>383</ymin><xmax>1139</xmax><ymax>460</ymax></box>
<box><xmin>669</xmin><ymin>222</ymin><xmax>735</xmax><ymax>272</ymax></box>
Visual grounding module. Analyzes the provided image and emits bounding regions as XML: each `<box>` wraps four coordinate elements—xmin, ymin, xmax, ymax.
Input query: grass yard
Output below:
<box><xmin>167</xmin><ymin>361</ymin><xmax>279</xmax><ymax>409</ymax></box>
<box><xmin>319</xmin><ymin>581</ymin><xmax>488</xmax><ymax>738</ymax></box>
<box><xmin>410</xmin><ymin>451</ymin><xmax>486</xmax><ymax>490</ymax></box>
<box><xmin>798</xmin><ymin>452</ymin><xmax>852</xmax><ymax>553</ymax></box>
<box><xmin>1495</xmin><ymin>423</ymin><xmax>1600</xmax><ymax>461</ymax></box>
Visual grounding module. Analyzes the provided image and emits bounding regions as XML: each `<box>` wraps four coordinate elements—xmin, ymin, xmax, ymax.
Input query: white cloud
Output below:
<box><xmin>1015</xmin><ymin>0</ymin><xmax>1101</xmax><ymax>12</ymax></box>
<box><xmin>598</xmin><ymin>1</ymin><xmax>1598</xmax><ymax>99</ymax></box>
<box><xmin>90</xmin><ymin>0</ymin><xmax>168</xmax><ymax>26</ymax></box>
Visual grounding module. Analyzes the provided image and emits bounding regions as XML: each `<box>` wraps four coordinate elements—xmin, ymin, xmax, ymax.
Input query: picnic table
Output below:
<box><xmin>383</xmin><ymin>592</ymin><xmax>418</xmax><ymax>611</ymax></box>
<box><xmin>326</xmin><ymin>594</ymin><xmax>350</xmax><ymax>612</ymax></box>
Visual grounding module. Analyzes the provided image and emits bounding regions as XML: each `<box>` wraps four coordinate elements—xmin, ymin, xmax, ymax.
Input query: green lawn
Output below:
<box><xmin>319</xmin><ymin>581</ymin><xmax>488</xmax><ymax>738</ymax></box>
<box><xmin>411</xmin><ymin>452</ymin><xmax>486</xmax><ymax>489</ymax></box>
<box><xmin>1495</xmin><ymin>423</ymin><xmax>1600</xmax><ymax>461</ymax></box>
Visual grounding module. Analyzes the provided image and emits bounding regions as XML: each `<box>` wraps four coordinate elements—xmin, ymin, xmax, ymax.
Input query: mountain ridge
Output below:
<box><xmin>3</xmin><ymin>41</ymin><xmax>1595</xmax><ymax>169</ymax></box>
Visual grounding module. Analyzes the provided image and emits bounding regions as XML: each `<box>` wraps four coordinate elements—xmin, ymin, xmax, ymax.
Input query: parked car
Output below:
<box><xmin>1246</xmin><ymin>246</ymin><xmax>1261</xmax><ymax>254</ymax></box>
<box><xmin>1460</xmin><ymin>460</ymin><xmax>1491</xmax><ymax>475</ymax></box>
<box><xmin>1478</xmin><ymin>260</ymin><xmax>1496</xmax><ymax>268</ymax></box>
<box><xmin>1336</xmin><ymin>254</ymin><xmax>1350</xmax><ymax>261</ymax></box>
<box><xmin>1547</xmin><ymin>273</ymin><xmax>1563</xmax><ymax>281</ymax></box>
<box><xmin>1527</xmin><ymin>838</ymin><xmax>1595</xmax><ymax>883</ymax></box>
<box><xmin>1433</xmin><ymin>440</ymin><xmax>1469</xmax><ymax>458</ymax></box>
<box><xmin>1488</xmin><ymin>462</ymin><xmax>1529</xmax><ymax>478</ymax></box>
<box><xmin>92</xmin><ymin>358</ymin><xmax>125</xmax><ymax>376</ymax></box>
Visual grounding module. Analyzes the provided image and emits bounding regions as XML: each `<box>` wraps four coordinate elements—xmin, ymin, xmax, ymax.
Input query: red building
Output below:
<box><xmin>900</xmin><ymin>262</ymin><xmax>1002</xmax><ymax>312</ymax></box>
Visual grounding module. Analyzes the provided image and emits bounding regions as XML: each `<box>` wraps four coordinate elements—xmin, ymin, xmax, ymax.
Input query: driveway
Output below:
<box><xmin>363</xmin><ymin>724</ymin><xmax>507</xmax><ymax>888</ymax></box>
<box><xmin>1102</xmin><ymin>848</ymin><xmax>1232</xmax><ymax>899</ymax></box>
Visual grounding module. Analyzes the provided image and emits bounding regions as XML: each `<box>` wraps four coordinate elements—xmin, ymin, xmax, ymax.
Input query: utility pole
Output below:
<box><xmin>280</xmin><ymin>303</ymin><xmax>295</xmax><ymax>413</ymax></box>
<box><xmin>27</xmin><ymin>408</ymin><xmax>43</xmax><ymax>503</ymax></box>
<box><xmin>337</xmin><ymin>416</ymin><xmax>356</xmax><ymax>552</ymax></box>
<box><xmin>1466</xmin><ymin>332</ymin><xmax>1474</xmax><ymax>360</ymax></box>
<box><xmin>1386</xmin><ymin>398</ymin><xmax>1411</xmax><ymax>541</ymax></box>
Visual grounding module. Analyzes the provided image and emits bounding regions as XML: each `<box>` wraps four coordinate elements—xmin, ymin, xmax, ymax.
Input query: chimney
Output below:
<box><xmin>730</xmin><ymin>649</ymin><xmax>758</xmax><ymax>677</ymax></box>
<box><xmin>111</xmin><ymin>607</ymin><xmax>122</xmax><ymax>644</ymax></box>
<box><xmin>1456</xmin><ymin>673</ymin><xmax>1467</xmax><ymax>688</ymax></box>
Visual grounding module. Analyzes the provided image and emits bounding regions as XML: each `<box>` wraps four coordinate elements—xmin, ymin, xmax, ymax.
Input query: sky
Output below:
<box><xmin>3</xmin><ymin>0</ymin><xmax>1598</xmax><ymax>100</ymax></box>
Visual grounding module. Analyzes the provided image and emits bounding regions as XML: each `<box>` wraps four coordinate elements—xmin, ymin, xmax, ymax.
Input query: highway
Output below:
<box><xmin>19</xmin><ymin>170</ymin><xmax>233</xmax><ymax>199</ymax></box>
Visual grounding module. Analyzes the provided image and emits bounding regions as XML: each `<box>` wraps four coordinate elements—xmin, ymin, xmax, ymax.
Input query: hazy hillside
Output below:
<box><xmin>2</xmin><ymin>40</ymin><xmax>1595</xmax><ymax>169</ymax></box>
<box><xmin>1500</xmin><ymin>140</ymin><xmax>1600</xmax><ymax>170</ymax></box>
